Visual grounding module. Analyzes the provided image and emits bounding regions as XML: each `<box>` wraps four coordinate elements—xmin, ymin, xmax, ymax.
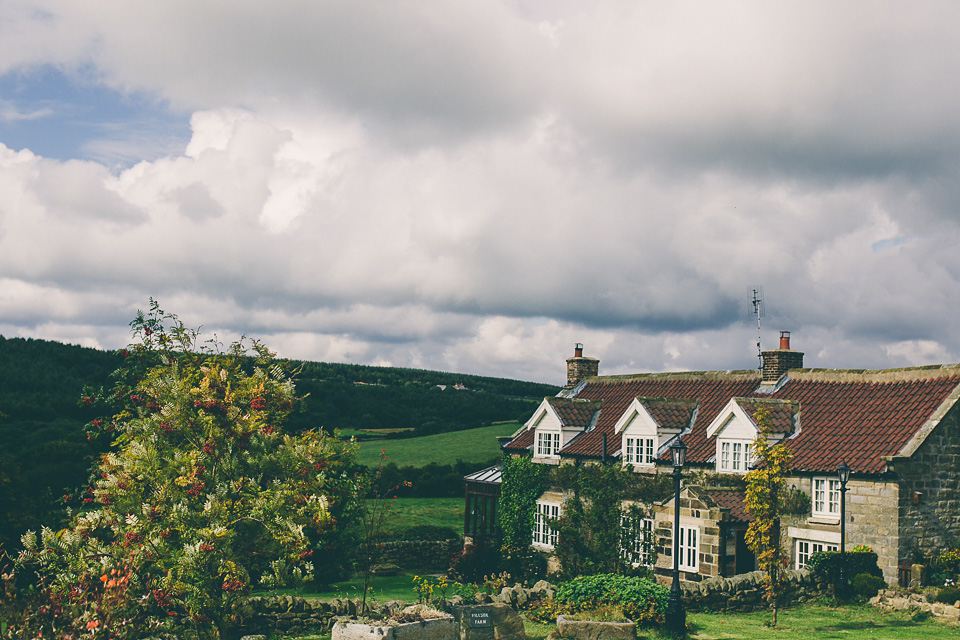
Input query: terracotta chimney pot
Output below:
<box><xmin>779</xmin><ymin>330</ymin><xmax>791</xmax><ymax>350</ymax></box>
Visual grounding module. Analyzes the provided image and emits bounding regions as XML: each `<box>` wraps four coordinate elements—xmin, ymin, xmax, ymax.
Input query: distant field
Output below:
<box><xmin>379</xmin><ymin>497</ymin><xmax>464</xmax><ymax>539</ymax></box>
<box><xmin>354</xmin><ymin>422</ymin><xmax>522</xmax><ymax>468</ymax></box>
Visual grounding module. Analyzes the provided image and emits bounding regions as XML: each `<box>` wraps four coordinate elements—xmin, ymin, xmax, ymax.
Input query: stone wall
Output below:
<box><xmin>871</xmin><ymin>588</ymin><xmax>960</xmax><ymax>626</ymax></box>
<box><xmin>236</xmin><ymin>595</ymin><xmax>372</xmax><ymax>637</ymax></box>
<box><xmin>235</xmin><ymin>574</ymin><xmax>829</xmax><ymax>636</ymax></box>
<box><xmin>367</xmin><ymin>540</ymin><xmax>462</xmax><ymax>571</ymax></box>
<box><xmin>680</xmin><ymin>569</ymin><xmax>827</xmax><ymax>612</ymax></box>
<box><xmin>235</xmin><ymin>581</ymin><xmax>557</xmax><ymax>637</ymax></box>
<box><xmin>896</xmin><ymin>400</ymin><xmax>960</xmax><ymax>570</ymax></box>
<box><xmin>783</xmin><ymin>476</ymin><xmax>900</xmax><ymax>584</ymax></box>
<box><xmin>653</xmin><ymin>487</ymin><xmax>726</xmax><ymax>583</ymax></box>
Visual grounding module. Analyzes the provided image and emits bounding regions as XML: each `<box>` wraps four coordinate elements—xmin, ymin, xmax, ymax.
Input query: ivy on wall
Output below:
<box><xmin>498</xmin><ymin>453</ymin><xmax>549</xmax><ymax>551</ymax></box>
<box><xmin>553</xmin><ymin>463</ymin><xmax>672</xmax><ymax>578</ymax></box>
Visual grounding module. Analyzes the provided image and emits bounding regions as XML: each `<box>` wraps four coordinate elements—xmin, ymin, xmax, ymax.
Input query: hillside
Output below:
<box><xmin>355</xmin><ymin>421</ymin><xmax>521</xmax><ymax>467</ymax></box>
<box><xmin>0</xmin><ymin>335</ymin><xmax>555</xmax><ymax>548</ymax></box>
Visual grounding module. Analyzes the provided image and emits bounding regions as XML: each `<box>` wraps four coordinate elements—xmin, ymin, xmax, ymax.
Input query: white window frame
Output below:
<box><xmin>536</xmin><ymin>431</ymin><xmax>561</xmax><ymax>457</ymax></box>
<box><xmin>795</xmin><ymin>538</ymin><xmax>838</xmax><ymax>570</ymax></box>
<box><xmin>812</xmin><ymin>477</ymin><xmax>841</xmax><ymax>518</ymax></box>
<box><xmin>624</xmin><ymin>436</ymin><xmax>656</xmax><ymax>466</ymax></box>
<box><xmin>620</xmin><ymin>514</ymin><xmax>655</xmax><ymax>567</ymax></box>
<box><xmin>717</xmin><ymin>440</ymin><xmax>753</xmax><ymax>473</ymax></box>
<box><xmin>678</xmin><ymin>525</ymin><xmax>699</xmax><ymax>572</ymax></box>
<box><xmin>533</xmin><ymin>500</ymin><xmax>561</xmax><ymax>549</ymax></box>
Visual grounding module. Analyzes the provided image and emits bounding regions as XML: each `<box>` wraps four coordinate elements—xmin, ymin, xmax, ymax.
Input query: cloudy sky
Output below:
<box><xmin>2</xmin><ymin>1</ymin><xmax>960</xmax><ymax>385</ymax></box>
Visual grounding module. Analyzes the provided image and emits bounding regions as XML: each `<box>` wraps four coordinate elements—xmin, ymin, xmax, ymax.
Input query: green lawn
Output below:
<box><xmin>379</xmin><ymin>497</ymin><xmax>464</xmax><ymax>539</ymax></box>
<box><xmin>273</xmin><ymin>602</ymin><xmax>959</xmax><ymax>640</ymax></box>
<box><xmin>658</xmin><ymin>604</ymin><xmax>960</xmax><ymax>639</ymax></box>
<box><xmin>355</xmin><ymin>422</ymin><xmax>521</xmax><ymax>468</ymax></box>
<box><xmin>267</xmin><ymin>572</ymin><xmax>420</xmax><ymax>603</ymax></box>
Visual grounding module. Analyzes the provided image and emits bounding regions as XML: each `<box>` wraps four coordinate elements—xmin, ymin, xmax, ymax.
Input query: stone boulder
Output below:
<box><xmin>555</xmin><ymin>615</ymin><xmax>635</xmax><ymax>640</ymax></box>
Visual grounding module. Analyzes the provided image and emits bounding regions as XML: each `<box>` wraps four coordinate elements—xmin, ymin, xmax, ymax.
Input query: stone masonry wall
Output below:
<box><xmin>654</xmin><ymin>489</ymin><xmax>724</xmax><ymax>583</ymax></box>
<box><xmin>896</xmin><ymin>401</ymin><xmax>960</xmax><ymax>568</ymax></box>
<box><xmin>364</xmin><ymin>540</ymin><xmax>462</xmax><ymax>571</ymax></box>
<box><xmin>236</xmin><ymin>582</ymin><xmax>556</xmax><ymax>637</ymax></box>
<box><xmin>681</xmin><ymin>569</ymin><xmax>827</xmax><ymax>613</ymax></box>
<box><xmin>871</xmin><ymin>588</ymin><xmax>960</xmax><ymax>626</ymax></box>
<box><xmin>783</xmin><ymin>476</ymin><xmax>900</xmax><ymax>584</ymax></box>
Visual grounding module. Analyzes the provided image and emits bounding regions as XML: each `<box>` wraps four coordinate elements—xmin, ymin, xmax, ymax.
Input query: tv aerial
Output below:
<box><xmin>749</xmin><ymin>286</ymin><xmax>764</xmax><ymax>370</ymax></box>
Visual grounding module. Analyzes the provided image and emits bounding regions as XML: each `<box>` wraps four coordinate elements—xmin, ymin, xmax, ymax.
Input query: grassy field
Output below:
<box><xmin>379</xmin><ymin>497</ymin><xmax>464</xmax><ymax>538</ymax></box>
<box><xmin>354</xmin><ymin>422</ymin><xmax>522</xmax><ymax>467</ymax></box>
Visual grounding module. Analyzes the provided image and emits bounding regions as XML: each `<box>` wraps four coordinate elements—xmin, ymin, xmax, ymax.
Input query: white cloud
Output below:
<box><xmin>3</xmin><ymin>2</ymin><xmax>960</xmax><ymax>381</ymax></box>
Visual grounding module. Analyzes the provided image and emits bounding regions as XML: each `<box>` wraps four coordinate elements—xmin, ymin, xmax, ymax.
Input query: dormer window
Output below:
<box><xmin>537</xmin><ymin>431</ymin><xmax>561</xmax><ymax>457</ymax></box>
<box><xmin>706</xmin><ymin>398</ymin><xmax>797</xmax><ymax>475</ymax></box>
<box><xmin>624</xmin><ymin>437</ymin><xmax>656</xmax><ymax>465</ymax></box>
<box><xmin>718</xmin><ymin>440</ymin><xmax>753</xmax><ymax>473</ymax></box>
<box><xmin>615</xmin><ymin>396</ymin><xmax>693</xmax><ymax>471</ymax></box>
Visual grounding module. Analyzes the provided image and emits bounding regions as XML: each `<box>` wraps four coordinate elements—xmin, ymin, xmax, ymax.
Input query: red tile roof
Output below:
<box><xmin>503</xmin><ymin>366</ymin><xmax>960</xmax><ymax>474</ymax></box>
<box><xmin>559</xmin><ymin>372</ymin><xmax>760</xmax><ymax>461</ymax></box>
<box><xmin>638</xmin><ymin>397</ymin><xmax>698</xmax><ymax>431</ymax></box>
<box><xmin>735</xmin><ymin>398</ymin><xmax>799</xmax><ymax>434</ymax></box>
<box><xmin>705</xmin><ymin>489</ymin><xmax>752</xmax><ymax>523</ymax></box>
<box><xmin>503</xmin><ymin>427</ymin><xmax>534</xmax><ymax>452</ymax></box>
<box><xmin>548</xmin><ymin>397</ymin><xmax>602</xmax><ymax>429</ymax></box>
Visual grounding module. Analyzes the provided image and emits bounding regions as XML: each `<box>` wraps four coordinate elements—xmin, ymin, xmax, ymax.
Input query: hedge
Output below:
<box><xmin>807</xmin><ymin>550</ymin><xmax>882</xmax><ymax>582</ymax></box>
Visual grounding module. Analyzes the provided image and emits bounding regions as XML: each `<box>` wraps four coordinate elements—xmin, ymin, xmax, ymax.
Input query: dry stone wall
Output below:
<box><xmin>235</xmin><ymin>572</ymin><xmax>828</xmax><ymax>636</ymax></box>
<box><xmin>369</xmin><ymin>540</ymin><xmax>462</xmax><ymax>571</ymax></box>
<box><xmin>680</xmin><ymin>569</ymin><xmax>827</xmax><ymax>612</ymax></box>
<box><xmin>871</xmin><ymin>588</ymin><xmax>960</xmax><ymax>626</ymax></box>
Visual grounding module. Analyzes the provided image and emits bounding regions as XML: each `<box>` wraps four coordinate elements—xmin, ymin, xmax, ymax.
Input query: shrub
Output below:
<box><xmin>527</xmin><ymin>597</ymin><xmax>574</xmax><ymax>624</ymax></box>
<box><xmin>934</xmin><ymin>549</ymin><xmax>960</xmax><ymax>574</ymax></box>
<box><xmin>807</xmin><ymin>550</ymin><xmax>883</xmax><ymax>582</ymax></box>
<box><xmin>500</xmin><ymin>544</ymin><xmax>547</xmax><ymax>585</ymax></box>
<box><xmin>852</xmin><ymin>573</ymin><xmax>885</xmax><ymax>598</ymax></box>
<box><xmin>567</xmin><ymin>605</ymin><xmax>629</xmax><ymax>622</ymax></box>
<box><xmin>936</xmin><ymin>585</ymin><xmax>960</xmax><ymax>605</ymax></box>
<box><xmin>554</xmin><ymin>574</ymin><xmax>669</xmax><ymax>628</ymax></box>
<box><xmin>448</xmin><ymin>541</ymin><xmax>500</xmax><ymax>584</ymax></box>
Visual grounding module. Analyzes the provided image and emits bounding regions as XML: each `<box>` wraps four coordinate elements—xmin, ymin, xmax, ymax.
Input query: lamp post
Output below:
<box><xmin>837</xmin><ymin>462</ymin><xmax>852</xmax><ymax>600</ymax></box>
<box><xmin>666</xmin><ymin>439</ymin><xmax>688</xmax><ymax>636</ymax></box>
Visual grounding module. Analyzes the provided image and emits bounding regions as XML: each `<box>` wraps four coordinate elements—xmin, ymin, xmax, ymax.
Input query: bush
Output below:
<box><xmin>567</xmin><ymin>605</ymin><xmax>629</xmax><ymax>622</ymax></box>
<box><xmin>934</xmin><ymin>549</ymin><xmax>960</xmax><ymax>574</ymax></box>
<box><xmin>554</xmin><ymin>574</ymin><xmax>669</xmax><ymax>628</ymax></box>
<box><xmin>808</xmin><ymin>550</ymin><xmax>883</xmax><ymax>582</ymax></box>
<box><xmin>527</xmin><ymin>597</ymin><xmax>574</xmax><ymax>624</ymax></box>
<box><xmin>852</xmin><ymin>573</ymin><xmax>885</xmax><ymax>598</ymax></box>
<box><xmin>448</xmin><ymin>541</ymin><xmax>501</xmax><ymax>583</ymax></box>
<box><xmin>936</xmin><ymin>585</ymin><xmax>960</xmax><ymax>605</ymax></box>
<box><xmin>399</xmin><ymin>525</ymin><xmax>460</xmax><ymax>541</ymax></box>
<box><xmin>500</xmin><ymin>544</ymin><xmax>548</xmax><ymax>585</ymax></box>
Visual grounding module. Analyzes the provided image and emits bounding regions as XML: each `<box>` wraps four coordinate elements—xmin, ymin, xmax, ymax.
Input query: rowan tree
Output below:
<box><xmin>744</xmin><ymin>406</ymin><xmax>792</xmax><ymax>627</ymax></box>
<box><xmin>14</xmin><ymin>302</ymin><xmax>359</xmax><ymax>639</ymax></box>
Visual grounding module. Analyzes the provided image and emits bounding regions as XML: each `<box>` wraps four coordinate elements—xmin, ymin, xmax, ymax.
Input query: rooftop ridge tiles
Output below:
<box><xmin>583</xmin><ymin>370</ymin><xmax>760</xmax><ymax>383</ymax></box>
<box><xmin>790</xmin><ymin>364</ymin><xmax>960</xmax><ymax>383</ymax></box>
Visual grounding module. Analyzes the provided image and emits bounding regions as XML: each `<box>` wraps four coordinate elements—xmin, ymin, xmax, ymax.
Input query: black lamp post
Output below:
<box><xmin>665</xmin><ymin>439</ymin><xmax>688</xmax><ymax>636</ymax></box>
<box><xmin>837</xmin><ymin>462</ymin><xmax>852</xmax><ymax>600</ymax></box>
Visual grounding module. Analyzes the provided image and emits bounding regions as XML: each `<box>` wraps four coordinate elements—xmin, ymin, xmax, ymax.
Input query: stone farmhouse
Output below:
<box><xmin>464</xmin><ymin>335</ymin><xmax>960</xmax><ymax>586</ymax></box>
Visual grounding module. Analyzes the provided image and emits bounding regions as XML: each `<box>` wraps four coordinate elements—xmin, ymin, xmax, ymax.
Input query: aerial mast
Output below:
<box><xmin>750</xmin><ymin>286</ymin><xmax>764</xmax><ymax>370</ymax></box>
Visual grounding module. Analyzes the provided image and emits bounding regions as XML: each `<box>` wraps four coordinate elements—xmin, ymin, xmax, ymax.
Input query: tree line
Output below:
<box><xmin>0</xmin><ymin>334</ymin><xmax>556</xmax><ymax>558</ymax></box>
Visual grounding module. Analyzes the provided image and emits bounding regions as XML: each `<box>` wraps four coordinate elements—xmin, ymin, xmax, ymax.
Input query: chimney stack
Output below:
<box><xmin>566</xmin><ymin>344</ymin><xmax>599</xmax><ymax>387</ymax></box>
<box><xmin>761</xmin><ymin>330</ymin><xmax>804</xmax><ymax>384</ymax></box>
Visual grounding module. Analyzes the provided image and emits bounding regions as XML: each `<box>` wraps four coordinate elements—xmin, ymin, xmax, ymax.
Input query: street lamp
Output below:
<box><xmin>666</xmin><ymin>439</ymin><xmax>688</xmax><ymax>636</ymax></box>
<box><xmin>837</xmin><ymin>462</ymin><xmax>852</xmax><ymax>600</ymax></box>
